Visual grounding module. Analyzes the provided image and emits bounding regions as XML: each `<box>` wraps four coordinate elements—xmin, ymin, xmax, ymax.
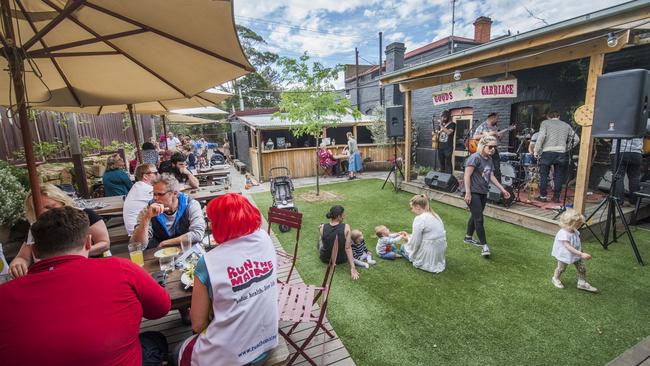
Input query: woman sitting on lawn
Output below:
<box><xmin>399</xmin><ymin>194</ymin><xmax>447</xmax><ymax>273</ymax></box>
<box><xmin>318</xmin><ymin>205</ymin><xmax>359</xmax><ymax>280</ymax></box>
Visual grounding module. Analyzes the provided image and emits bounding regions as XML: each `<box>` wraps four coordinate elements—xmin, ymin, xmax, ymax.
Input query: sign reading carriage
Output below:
<box><xmin>432</xmin><ymin>79</ymin><xmax>518</xmax><ymax>106</ymax></box>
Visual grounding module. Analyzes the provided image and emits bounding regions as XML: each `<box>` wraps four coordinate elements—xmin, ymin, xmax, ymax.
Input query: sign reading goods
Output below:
<box><xmin>432</xmin><ymin>79</ymin><xmax>518</xmax><ymax>106</ymax></box>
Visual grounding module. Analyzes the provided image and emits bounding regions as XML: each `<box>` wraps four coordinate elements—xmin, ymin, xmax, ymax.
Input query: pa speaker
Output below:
<box><xmin>386</xmin><ymin>106</ymin><xmax>405</xmax><ymax>137</ymax></box>
<box><xmin>487</xmin><ymin>184</ymin><xmax>515</xmax><ymax>207</ymax></box>
<box><xmin>593</xmin><ymin>69</ymin><xmax>649</xmax><ymax>138</ymax></box>
<box><xmin>425</xmin><ymin>171</ymin><xmax>458</xmax><ymax>192</ymax></box>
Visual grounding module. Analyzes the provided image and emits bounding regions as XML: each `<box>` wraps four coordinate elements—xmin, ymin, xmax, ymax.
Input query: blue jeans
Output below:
<box><xmin>379</xmin><ymin>244</ymin><xmax>398</xmax><ymax>260</ymax></box>
<box><xmin>539</xmin><ymin>151</ymin><xmax>568</xmax><ymax>199</ymax></box>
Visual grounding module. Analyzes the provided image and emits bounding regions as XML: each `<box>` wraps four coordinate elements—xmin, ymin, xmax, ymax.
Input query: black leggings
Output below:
<box><xmin>466</xmin><ymin>193</ymin><xmax>488</xmax><ymax>245</ymax></box>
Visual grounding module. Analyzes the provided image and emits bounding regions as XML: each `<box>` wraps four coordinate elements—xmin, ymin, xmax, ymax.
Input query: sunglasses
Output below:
<box><xmin>486</xmin><ymin>145</ymin><xmax>498</xmax><ymax>150</ymax></box>
<box><xmin>145</xmin><ymin>171</ymin><xmax>158</xmax><ymax>175</ymax></box>
<box><xmin>153</xmin><ymin>191</ymin><xmax>171</xmax><ymax>197</ymax></box>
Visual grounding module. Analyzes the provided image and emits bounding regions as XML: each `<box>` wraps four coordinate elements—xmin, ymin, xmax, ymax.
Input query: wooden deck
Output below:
<box><xmin>401</xmin><ymin>179</ymin><xmax>650</xmax><ymax>237</ymax></box>
<box><xmin>140</xmin><ymin>226</ymin><xmax>356</xmax><ymax>366</ymax></box>
<box><xmin>607</xmin><ymin>336</ymin><xmax>650</xmax><ymax>366</ymax></box>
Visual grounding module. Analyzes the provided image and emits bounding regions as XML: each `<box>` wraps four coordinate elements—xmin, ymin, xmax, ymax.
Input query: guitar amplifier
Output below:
<box><xmin>487</xmin><ymin>184</ymin><xmax>515</xmax><ymax>207</ymax></box>
<box><xmin>424</xmin><ymin>172</ymin><xmax>458</xmax><ymax>192</ymax></box>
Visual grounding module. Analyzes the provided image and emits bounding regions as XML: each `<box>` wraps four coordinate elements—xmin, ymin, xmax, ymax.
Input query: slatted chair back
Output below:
<box><xmin>267</xmin><ymin>207</ymin><xmax>302</xmax><ymax>283</ymax></box>
<box><xmin>277</xmin><ymin>236</ymin><xmax>339</xmax><ymax>366</ymax></box>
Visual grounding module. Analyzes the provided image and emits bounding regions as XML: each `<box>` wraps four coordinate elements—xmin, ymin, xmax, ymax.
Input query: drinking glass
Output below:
<box><xmin>159</xmin><ymin>255</ymin><xmax>175</xmax><ymax>272</ymax></box>
<box><xmin>180</xmin><ymin>238</ymin><xmax>192</xmax><ymax>254</ymax></box>
<box><xmin>128</xmin><ymin>242</ymin><xmax>144</xmax><ymax>266</ymax></box>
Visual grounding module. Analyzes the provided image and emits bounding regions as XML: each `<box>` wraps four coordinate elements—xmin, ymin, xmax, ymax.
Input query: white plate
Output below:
<box><xmin>181</xmin><ymin>272</ymin><xmax>194</xmax><ymax>288</ymax></box>
<box><xmin>154</xmin><ymin>247</ymin><xmax>180</xmax><ymax>258</ymax></box>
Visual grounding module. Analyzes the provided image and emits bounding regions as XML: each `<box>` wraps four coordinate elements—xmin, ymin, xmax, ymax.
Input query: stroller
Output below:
<box><xmin>210</xmin><ymin>151</ymin><xmax>226</xmax><ymax>166</ymax></box>
<box><xmin>269</xmin><ymin>167</ymin><xmax>297</xmax><ymax>232</ymax></box>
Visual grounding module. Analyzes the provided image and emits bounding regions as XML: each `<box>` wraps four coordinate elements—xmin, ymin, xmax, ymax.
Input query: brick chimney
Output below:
<box><xmin>473</xmin><ymin>16</ymin><xmax>492</xmax><ymax>43</ymax></box>
<box><xmin>384</xmin><ymin>42</ymin><xmax>406</xmax><ymax>106</ymax></box>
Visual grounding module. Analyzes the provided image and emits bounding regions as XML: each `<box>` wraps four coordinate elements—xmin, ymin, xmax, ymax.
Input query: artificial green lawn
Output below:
<box><xmin>252</xmin><ymin>179</ymin><xmax>650</xmax><ymax>366</ymax></box>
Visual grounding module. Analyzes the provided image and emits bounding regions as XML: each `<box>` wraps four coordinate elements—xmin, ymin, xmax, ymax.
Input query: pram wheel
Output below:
<box><xmin>279</xmin><ymin>224</ymin><xmax>291</xmax><ymax>233</ymax></box>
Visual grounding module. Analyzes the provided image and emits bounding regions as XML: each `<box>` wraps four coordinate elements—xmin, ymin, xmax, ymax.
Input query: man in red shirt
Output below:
<box><xmin>0</xmin><ymin>206</ymin><xmax>171</xmax><ymax>366</ymax></box>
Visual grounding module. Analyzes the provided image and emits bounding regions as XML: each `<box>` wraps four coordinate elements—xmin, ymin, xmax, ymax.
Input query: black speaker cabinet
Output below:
<box><xmin>487</xmin><ymin>184</ymin><xmax>515</xmax><ymax>207</ymax></box>
<box><xmin>424</xmin><ymin>171</ymin><xmax>458</xmax><ymax>192</ymax></box>
<box><xmin>593</xmin><ymin>69</ymin><xmax>649</xmax><ymax>138</ymax></box>
<box><xmin>385</xmin><ymin>106</ymin><xmax>405</xmax><ymax>137</ymax></box>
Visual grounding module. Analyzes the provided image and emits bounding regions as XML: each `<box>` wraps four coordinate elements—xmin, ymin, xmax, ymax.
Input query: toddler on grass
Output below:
<box><xmin>551</xmin><ymin>209</ymin><xmax>598</xmax><ymax>292</ymax></box>
<box><xmin>350</xmin><ymin>229</ymin><xmax>376</xmax><ymax>268</ymax></box>
<box><xmin>375</xmin><ymin>225</ymin><xmax>403</xmax><ymax>260</ymax></box>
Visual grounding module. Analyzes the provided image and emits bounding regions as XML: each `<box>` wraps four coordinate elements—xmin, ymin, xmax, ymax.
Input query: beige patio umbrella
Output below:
<box><xmin>165</xmin><ymin>113</ymin><xmax>225</xmax><ymax>125</ymax></box>
<box><xmin>0</xmin><ymin>0</ymin><xmax>252</xmax><ymax>214</ymax></box>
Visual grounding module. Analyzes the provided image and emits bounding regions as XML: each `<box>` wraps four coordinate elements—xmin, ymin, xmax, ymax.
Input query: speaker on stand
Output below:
<box><xmin>381</xmin><ymin>106</ymin><xmax>405</xmax><ymax>192</ymax></box>
<box><xmin>583</xmin><ymin>69</ymin><xmax>649</xmax><ymax>265</ymax></box>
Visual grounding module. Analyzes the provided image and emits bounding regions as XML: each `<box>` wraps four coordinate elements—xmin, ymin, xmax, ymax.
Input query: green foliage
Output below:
<box><xmin>0</xmin><ymin>166</ymin><xmax>26</xmax><ymax>227</ymax></box>
<box><xmin>0</xmin><ymin>160</ymin><xmax>29</xmax><ymax>190</ymax></box>
<box><xmin>79</xmin><ymin>136</ymin><xmax>102</xmax><ymax>155</ymax></box>
<box><xmin>413</xmin><ymin>164</ymin><xmax>432</xmax><ymax>176</ymax></box>
<box><xmin>274</xmin><ymin>54</ymin><xmax>360</xmax><ymax>140</ymax></box>
<box><xmin>13</xmin><ymin>140</ymin><xmax>65</xmax><ymax>161</ymax></box>
<box><xmin>223</xmin><ymin>25</ymin><xmax>281</xmax><ymax>110</ymax></box>
<box><xmin>253</xmin><ymin>180</ymin><xmax>650</xmax><ymax>366</ymax></box>
<box><xmin>107</xmin><ymin>140</ymin><xmax>134</xmax><ymax>156</ymax></box>
<box><xmin>367</xmin><ymin>104</ymin><xmax>389</xmax><ymax>146</ymax></box>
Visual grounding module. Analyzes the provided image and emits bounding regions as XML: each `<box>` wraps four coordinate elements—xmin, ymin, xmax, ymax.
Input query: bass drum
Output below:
<box><xmin>521</xmin><ymin>153</ymin><xmax>537</xmax><ymax>166</ymax></box>
<box><xmin>500</xmin><ymin>161</ymin><xmax>524</xmax><ymax>188</ymax></box>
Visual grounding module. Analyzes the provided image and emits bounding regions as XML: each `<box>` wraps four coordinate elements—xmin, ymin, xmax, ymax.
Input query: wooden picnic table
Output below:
<box><xmin>87</xmin><ymin>186</ymin><xmax>231</xmax><ymax>216</ymax></box>
<box><xmin>116</xmin><ymin>249</ymin><xmax>191</xmax><ymax>310</ymax></box>
<box><xmin>195</xmin><ymin>168</ymin><xmax>230</xmax><ymax>188</ymax></box>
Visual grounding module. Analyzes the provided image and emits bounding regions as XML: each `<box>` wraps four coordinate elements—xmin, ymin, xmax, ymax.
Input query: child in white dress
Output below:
<box><xmin>551</xmin><ymin>209</ymin><xmax>598</xmax><ymax>292</ymax></box>
<box><xmin>399</xmin><ymin>194</ymin><xmax>447</xmax><ymax>273</ymax></box>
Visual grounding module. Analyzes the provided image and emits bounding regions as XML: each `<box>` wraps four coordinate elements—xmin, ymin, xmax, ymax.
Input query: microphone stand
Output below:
<box><xmin>553</xmin><ymin>125</ymin><xmax>578</xmax><ymax>219</ymax></box>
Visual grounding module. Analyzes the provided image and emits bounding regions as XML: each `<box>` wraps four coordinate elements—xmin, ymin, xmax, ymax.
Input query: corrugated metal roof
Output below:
<box><xmin>232</xmin><ymin>113</ymin><xmax>376</xmax><ymax>130</ymax></box>
<box><xmin>380</xmin><ymin>0</ymin><xmax>650</xmax><ymax>83</ymax></box>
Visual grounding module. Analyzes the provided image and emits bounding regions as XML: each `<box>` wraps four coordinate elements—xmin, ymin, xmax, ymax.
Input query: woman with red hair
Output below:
<box><xmin>175</xmin><ymin>193</ymin><xmax>278</xmax><ymax>366</ymax></box>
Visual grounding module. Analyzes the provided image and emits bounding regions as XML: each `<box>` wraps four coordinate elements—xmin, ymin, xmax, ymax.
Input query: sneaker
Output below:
<box><xmin>395</xmin><ymin>253</ymin><xmax>403</xmax><ymax>258</ymax></box>
<box><xmin>536</xmin><ymin>196</ymin><xmax>548</xmax><ymax>202</ymax></box>
<box><xmin>367</xmin><ymin>258</ymin><xmax>376</xmax><ymax>265</ymax></box>
<box><xmin>360</xmin><ymin>262</ymin><xmax>370</xmax><ymax>269</ymax></box>
<box><xmin>481</xmin><ymin>245</ymin><xmax>491</xmax><ymax>257</ymax></box>
<box><xmin>551</xmin><ymin>277</ymin><xmax>564</xmax><ymax>289</ymax></box>
<box><xmin>577</xmin><ymin>282</ymin><xmax>598</xmax><ymax>293</ymax></box>
<box><xmin>463</xmin><ymin>237</ymin><xmax>481</xmax><ymax>246</ymax></box>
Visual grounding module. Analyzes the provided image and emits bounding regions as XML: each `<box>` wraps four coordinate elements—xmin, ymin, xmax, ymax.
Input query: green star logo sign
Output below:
<box><xmin>463</xmin><ymin>84</ymin><xmax>474</xmax><ymax>97</ymax></box>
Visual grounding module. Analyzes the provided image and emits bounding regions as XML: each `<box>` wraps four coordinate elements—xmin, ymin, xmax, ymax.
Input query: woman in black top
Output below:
<box><xmin>318</xmin><ymin>205</ymin><xmax>359</xmax><ymax>280</ymax></box>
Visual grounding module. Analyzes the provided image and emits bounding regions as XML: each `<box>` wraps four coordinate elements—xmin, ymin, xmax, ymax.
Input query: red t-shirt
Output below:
<box><xmin>0</xmin><ymin>255</ymin><xmax>171</xmax><ymax>366</ymax></box>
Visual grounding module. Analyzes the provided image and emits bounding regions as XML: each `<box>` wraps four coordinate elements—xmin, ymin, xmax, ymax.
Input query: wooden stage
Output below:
<box><xmin>401</xmin><ymin>178</ymin><xmax>650</xmax><ymax>237</ymax></box>
<box><xmin>140</xmin><ymin>227</ymin><xmax>356</xmax><ymax>366</ymax></box>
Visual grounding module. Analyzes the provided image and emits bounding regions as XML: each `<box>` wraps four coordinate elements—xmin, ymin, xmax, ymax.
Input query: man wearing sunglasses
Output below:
<box><xmin>131</xmin><ymin>174</ymin><xmax>205</xmax><ymax>249</ymax></box>
<box><xmin>123</xmin><ymin>164</ymin><xmax>158</xmax><ymax>236</ymax></box>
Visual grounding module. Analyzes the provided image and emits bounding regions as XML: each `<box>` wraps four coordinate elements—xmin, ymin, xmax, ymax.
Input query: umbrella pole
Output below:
<box><xmin>1</xmin><ymin>1</ymin><xmax>42</xmax><ymax>215</ymax></box>
<box><xmin>161</xmin><ymin>114</ymin><xmax>169</xmax><ymax>151</ymax></box>
<box><xmin>127</xmin><ymin>104</ymin><xmax>143</xmax><ymax>163</ymax></box>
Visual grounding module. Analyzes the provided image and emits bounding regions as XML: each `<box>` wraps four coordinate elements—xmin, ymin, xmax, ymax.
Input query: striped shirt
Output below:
<box><xmin>534</xmin><ymin>118</ymin><xmax>579</xmax><ymax>155</ymax></box>
<box><xmin>351</xmin><ymin>239</ymin><xmax>369</xmax><ymax>260</ymax></box>
<box><xmin>610</xmin><ymin>138</ymin><xmax>643</xmax><ymax>155</ymax></box>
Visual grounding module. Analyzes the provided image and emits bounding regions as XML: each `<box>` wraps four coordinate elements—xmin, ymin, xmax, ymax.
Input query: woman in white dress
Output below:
<box><xmin>400</xmin><ymin>194</ymin><xmax>447</xmax><ymax>273</ymax></box>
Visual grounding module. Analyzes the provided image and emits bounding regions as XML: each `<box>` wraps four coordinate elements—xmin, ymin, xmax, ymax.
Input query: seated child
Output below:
<box><xmin>375</xmin><ymin>225</ymin><xmax>403</xmax><ymax>260</ymax></box>
<box><xmin>350</xmin><ymin>229</ymin><xmax>376</xmax><ymax>268</ymax></box>
<box><xmin>244</xmin><ymin>173</ymin><xmax>258</xmax><ymax>190</ymax></box>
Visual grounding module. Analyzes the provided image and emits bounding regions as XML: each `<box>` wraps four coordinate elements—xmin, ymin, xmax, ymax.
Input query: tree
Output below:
<box><xmin>274</xmin><ymin>54</ymin><xmax>360</xmax><ymax>195</ymax></box>
<box><xmin>223</xmin><ymin>25</ymin><xmax>280</xmax><ymax>111</ymax></box>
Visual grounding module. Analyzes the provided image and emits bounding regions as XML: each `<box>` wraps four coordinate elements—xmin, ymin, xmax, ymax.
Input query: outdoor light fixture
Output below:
<box><xmin>345</xmin><ymin>89</ymin><xmax>351</xmax><ymax>99</ymax></box>
<box><xmin>607</xmin><ymin>32</ymin><xmax>618</xmax><ymax>48</ymax></box>
<box><xmin>453</xmin><ymin>70</ymin><xmax>462</xmax><ymax>81</ymax></box>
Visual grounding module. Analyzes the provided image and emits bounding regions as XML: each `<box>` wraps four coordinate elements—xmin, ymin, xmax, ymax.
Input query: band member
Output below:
<box><xmin>462</xmin><ymin>135</ymin><xmax>511</xmax><ymax>257</ymax></box>
<box><xmin>533</xmin><ymin>111</ymin><xmax>579</xmax><ymax>203</ymax></box>
<box><xmin>609</xmin><ymin>138</ymin><xmax>643</xmax><ymax>205</ymax></box>
<box><xmin>472</xmin><ymin>113</ymin><xmax>502</xmax><ymax>182</ymax></box>
<box><xmin>436</xmin><ymin>110</ymin><xmax>455</xmax><ymax>174</ymax></box>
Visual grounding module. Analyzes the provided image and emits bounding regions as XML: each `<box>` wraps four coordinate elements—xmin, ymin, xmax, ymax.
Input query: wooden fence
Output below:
<box><xmin>0</xmin><ymin>108</ymin><xmax>155</xmax><ymax>162</ymax></box>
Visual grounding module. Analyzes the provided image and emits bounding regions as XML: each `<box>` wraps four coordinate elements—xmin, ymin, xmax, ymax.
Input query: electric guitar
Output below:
<box><xmin>466</xmin><ymin>124</ymin><xmax>517</xmax><ymax>153</ymax></box>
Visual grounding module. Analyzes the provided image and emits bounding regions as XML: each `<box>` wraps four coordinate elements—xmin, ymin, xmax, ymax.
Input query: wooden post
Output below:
<box><xmin>404</xmin><ymin>90</ymin><xmax>412</xmax><ymax>182</ymax></box>
<box><xmin>256</xmin><ymin>129</ymin><xmax>263</xmax><ymax>182</ymax></box>
<box><xmin>574</xmin><ymin>53</ymin><xmax>605</xmax><ymax>214</ymax></box>
<box><xmin>127</xmin><ymin>104</ymin><xmax>142</xmax><ymax>163</ymax></box>
<box><xmin>66</xmin><ymin>113</ymin><xmax>90</xmax><ymax>198</ymax></box>
<box><xmin>1</xmin><ymin>0</ymin><xmax>42</xmax><ymax>214</ymax></box>
<box><xmin>160</xmin><ymin>114</ymin><xmax>169</xmax><ymax>151</ymax></box>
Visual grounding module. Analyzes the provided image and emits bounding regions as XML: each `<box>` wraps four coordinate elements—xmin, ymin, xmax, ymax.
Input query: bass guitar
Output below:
<box><xmin>466</xmin><ymin>124</ymin><xmax>517</xmax><ymax>153</ymax></box>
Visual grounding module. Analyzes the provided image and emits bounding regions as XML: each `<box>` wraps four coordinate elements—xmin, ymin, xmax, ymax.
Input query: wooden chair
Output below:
<box><xmin>267</xmin><ymin>207</ymin><xmax>302</xmax><ymax>284</ymax></box>
<box><xmin>277</xmin><ymin>236</ymin><xmax>339</xmax><ymax>366</ymax></box>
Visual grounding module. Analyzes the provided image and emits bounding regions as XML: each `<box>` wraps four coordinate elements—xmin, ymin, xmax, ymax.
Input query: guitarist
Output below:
<box><xmin>436</xmin><ymin>110</ymin><xmax>455</xmax><ymax>174</ymax></box>
<box><xmin>472</xmin><ymin>112</ymin><xmax>504</xmax><ymax>182</ymax></box>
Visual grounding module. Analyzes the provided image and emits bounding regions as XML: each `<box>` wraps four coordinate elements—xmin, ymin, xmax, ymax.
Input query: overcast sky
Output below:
<box><xmin>233</xmin><ymin>0</ymin><xmax>629</xmax><ymax>88</ymax></box>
